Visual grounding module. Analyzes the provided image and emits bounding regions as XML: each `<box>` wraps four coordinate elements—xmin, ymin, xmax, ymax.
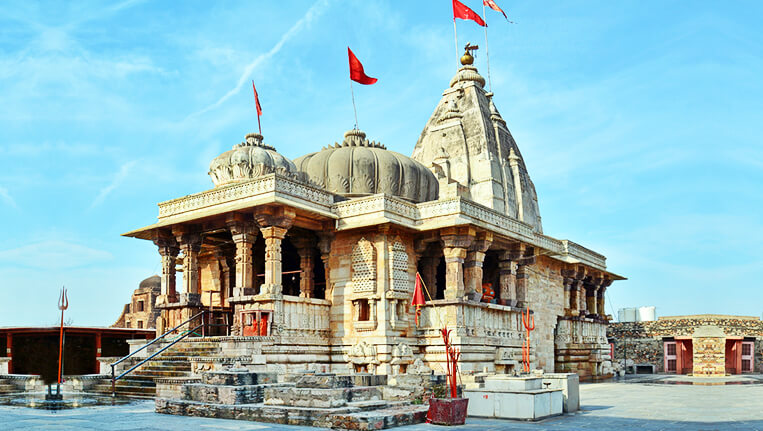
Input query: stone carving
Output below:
<box><xmin>389</xmin><ymin>239</ymin><xmax>410</xmax><ymax>293</ymax></box>
<box><xmin>407</xmin><ymin>358</ymin><xmax>432</xmax><ymax>375</ymax></box>
<box><xmin>352</xmin><ymin>238</ymin><xmax>376</xmax><ymax>293</ymax></box>
<box><xmin>346</xmin><ymin>341</ymin><xmax>379</xmax><ymax>365</ymax></box>
<box><xmin>390</xmin><ymin>343</ymin><xmax>415</xmax><ymax>365</ymax></box>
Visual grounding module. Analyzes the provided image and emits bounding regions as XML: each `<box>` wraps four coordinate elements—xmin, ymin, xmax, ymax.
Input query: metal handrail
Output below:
<box><xmin>111</xmin><ymin>323</ymin><xmax>203</xmax><ymax>396</ymax></box>
<box><xmin>110</xmin><ymin>310</ymin><xmax>206</xmax><ymax>396</ymax></box>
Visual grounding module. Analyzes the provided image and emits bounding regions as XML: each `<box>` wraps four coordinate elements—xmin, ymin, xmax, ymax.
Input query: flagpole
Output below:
<box><xmin>257</xmin><ymin>113</ymin><xmax>262</xmax><ymax>135</ymax></box>
<box><xmin>349</xmin><ymin>79</ymin><xmax>359</xmax><ymax>130</ymax></box>
<box><xmin>482</xmin><ymin>3</ymin><xmax>493</xmax><ymax>93</ymax></box>
<box><xmin>453</xmin><ymin>18</ymin><xmax>460</xmax><ymax>70</ymax></box>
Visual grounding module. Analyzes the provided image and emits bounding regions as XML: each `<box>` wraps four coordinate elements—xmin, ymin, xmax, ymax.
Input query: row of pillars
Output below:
<box><xmin>415</xmin><ymin>227</ymin><xmax>535</xmax><ymax>306</ymax></box>
<box><xmin>153</xmin><ymin>207</ymin><xmax>333</xmax><ymax>308</ymax></box>
<box><xmin>561</xmin><ymin>266</ymin><xmax>613</xmax><ymax>319</ymax></box>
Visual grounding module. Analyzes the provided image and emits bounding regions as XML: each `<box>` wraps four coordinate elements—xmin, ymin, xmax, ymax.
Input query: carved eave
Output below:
<box><xmin>124</xmin><ymin>174</ymin><xmax>621</xmax><ymax>276</ymax></box>
<box><xmin>122</xmin><ymin>173</ymin><xmax>336</xmax><ymax>240</ymax></box>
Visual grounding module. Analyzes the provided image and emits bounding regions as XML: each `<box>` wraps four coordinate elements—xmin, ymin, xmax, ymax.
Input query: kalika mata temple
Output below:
<box><xmin>123</xmin><ymin>52</ymin><xmax>624</xmax><ymax>381</ymax></box>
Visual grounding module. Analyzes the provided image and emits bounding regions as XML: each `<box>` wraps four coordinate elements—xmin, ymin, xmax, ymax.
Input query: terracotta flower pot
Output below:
<box><xmin>428</xmin><ymin>397</ymin><xmax>469</xmax><ymax>425</ymax></box>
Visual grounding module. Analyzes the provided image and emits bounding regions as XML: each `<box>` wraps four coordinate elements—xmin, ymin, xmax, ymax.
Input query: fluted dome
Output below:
<box><xmin>209</xmin><ymin>133</ymin><xmax>297</xmax><ymax>187</ymax></box>
<box><xmin>295</xmin><ymin>130</ymin><xmax>438</xmax><ymax>203</ymax></box>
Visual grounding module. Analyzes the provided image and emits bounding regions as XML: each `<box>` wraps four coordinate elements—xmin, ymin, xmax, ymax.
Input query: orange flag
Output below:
<box><xmin>412</xmin><ymin>272</ymin><xmax>427</xmax><ymax>326</ymax></box>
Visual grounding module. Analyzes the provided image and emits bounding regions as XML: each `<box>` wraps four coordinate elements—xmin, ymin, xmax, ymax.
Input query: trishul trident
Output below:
<box><xmin>522</xmin><ymin>305</ymin><xmax>535</xmax><ymax>374</ymax></box>
<box><xmin>57</xmin><ymin>286</ymin><xmax>69</xmax><ymax>385</ymax></box>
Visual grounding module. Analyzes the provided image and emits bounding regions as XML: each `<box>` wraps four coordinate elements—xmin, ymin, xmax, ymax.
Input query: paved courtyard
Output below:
<box><xmin>2</xmin><ymin>381</ymin><xmax>763</xmax><ymax>430</ymax></box>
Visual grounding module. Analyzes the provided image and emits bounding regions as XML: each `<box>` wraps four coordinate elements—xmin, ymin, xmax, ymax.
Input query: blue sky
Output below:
<box><xmin>0</xmin><ymin>1</ymin><xmax>761</xmax><ymax>326</ymax></box>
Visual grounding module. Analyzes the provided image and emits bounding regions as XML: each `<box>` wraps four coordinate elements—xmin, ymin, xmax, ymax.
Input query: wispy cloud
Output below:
<box><xmin>90</xmin><ymin>161</ymin><xmax>136</xmax><ymax>208</ymax></box>
<box><xmin>0</xmin><ymin>240</ymin><xmax>112</xmax><ymax>269</ymax></box>
<box><xmin>185</xmin><ymin>0</ymin><xmax>332</xmax><ymax>120</ymax></box>
<box><xmin>0</xmin><ymin>185</ymin><xmax>17</xmax><ymax>208</ymax></box>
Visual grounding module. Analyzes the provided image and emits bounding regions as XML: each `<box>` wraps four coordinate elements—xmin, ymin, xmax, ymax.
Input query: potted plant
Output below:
<box><xmin>427</xmin><ymin>327</ymin><xmax>469</xmax><ymax>425</ymax></box>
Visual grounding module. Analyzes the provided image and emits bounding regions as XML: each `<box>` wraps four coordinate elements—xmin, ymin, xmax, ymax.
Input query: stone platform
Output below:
<box><xmin>156</xmin><ymin>370</ymin><xmax>428</xmax><ymax>429</ymax></box>
<box><xmin>464</xmin><ymin>375</ymin><xmax>565</xmax><ymax>420</ymax></box>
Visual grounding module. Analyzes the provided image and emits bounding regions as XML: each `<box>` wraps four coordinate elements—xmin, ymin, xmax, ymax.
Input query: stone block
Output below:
<box><xmin>542</xmin><ymin>372</ymin><xmax>579</xmax><ymax>412</ymax></box>
<box><xmin>202</xmin><ymin>370</ymin><xmax>276</xmax><ymax>386</ymax></box>
<box><xmin>483</xmin><ymin>376</ymin><xmax>542</xmax><ymax>391</ymax></box>
<box><xmin>464</xmin><ymin>388</ymin><xmax>563</xmax><ymax>420</ymax></box>
<box><xmin>352</xmin><ymin>373</ymin><xmax>387</xmax><ymax>386</ymax></box>
<box><xmin>295</xmin><ymin>373</ymin><xmax>353</xmax><ymax>389</ymax></box>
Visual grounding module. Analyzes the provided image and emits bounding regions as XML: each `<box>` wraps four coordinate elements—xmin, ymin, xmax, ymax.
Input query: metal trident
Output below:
<box><xmin>57</xmin><ymin>286</ymin><xmax>68</xmax><ymax>384</ymax></box>
<box><xmin>58</xmin><ymin>286</ymin><xmax>69</xmax><ymax>311</ymax></box>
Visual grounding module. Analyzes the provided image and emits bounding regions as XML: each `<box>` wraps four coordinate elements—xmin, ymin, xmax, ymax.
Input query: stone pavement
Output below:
<box><xmin>2</xmin><ymin>382</ymin><xmax>763</xmax><ymax>430</ymax></box>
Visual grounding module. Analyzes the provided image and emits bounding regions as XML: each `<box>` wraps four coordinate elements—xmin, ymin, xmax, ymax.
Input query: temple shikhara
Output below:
<box><xmin>123</xmin><ymin>51</ymin><xmax>623</xmax><ymax>382</ymax></box>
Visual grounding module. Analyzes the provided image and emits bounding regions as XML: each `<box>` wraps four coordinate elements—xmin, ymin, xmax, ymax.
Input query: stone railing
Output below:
<box><xmin>157</xmin><ymin>174</ymin><xmax>334</xmax><ymax>219</ymax></box>
<box><xmin>281</xmin><ymin>296</ymin><xmax>331</xmax><ymax>337</ymax></box>
<box><xmin>555</xmin><ymin>318</ymin><xmax>608</xmax><ymax>346</ymax></box>
<box><xmin>560</xmin><ymin>240</ymin><xmax>607</xmax><ymax>270</ymax></box>
<box><xmin>418</xmin><ymin>300</ymin><xmax>524</xmax><ymax>341</ymax></box>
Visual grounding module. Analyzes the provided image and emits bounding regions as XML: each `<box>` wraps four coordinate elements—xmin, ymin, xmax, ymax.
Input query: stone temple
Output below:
<box><xmin>124</xmin><ymin>54</ymin><xmax>623</xmax><ymax>381</ymax></box>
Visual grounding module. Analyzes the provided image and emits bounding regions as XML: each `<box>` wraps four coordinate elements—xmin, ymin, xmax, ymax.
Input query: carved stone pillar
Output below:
<box><xmin>442</xmin><ymin>247</ymin><xmax>467</xmax><ymax>300</ymax></box>
<box><xmin>516</xmin><ymin>264</ymin><xmax>529</xmax><ymax>307</ymax></box>
<box><xmin>575</xmin><ymin>280</ymin><xmax>586</xmax><ymax>315</ymax></box>
<box><xmin>227</xmin><ymin>217</ymin><xmax>258</xmax><ymax>297</ymax></box>
<box><xmin>463</xmin><ymin>232</ymin><xmax>492</xmax><ymax>301</ymax></box>
<box><xmin>259</xmin><ymin>226</ymin><xmax>288</xmax><ymax>295</ymax></box>
<box><xmin>317</xmin><ymin>232</ymin><xmax>333</xmax><ymax>299</ymax></box>
<box><xmin>586</xmin><ymin>277</ymin><xmax>602</xmax><ymax>316</ymax></box>
<box><xmin>498</xmin><ymin>251</ymin><xmax>516</xmax><ymax>306</ymax></box>
<box><xmin>598</xmin><ymin>279</ymin><xmax>612</xmax><ymax>318</ymax></box>
<box><xmin>154</xmin><ymin>235</ymin><xmax>179</xmax><ymax>306</ymax></box>
<box><xmin>562</xmin><ymin>276</ymin><xmax>574</xmax><ymax>315</ymax></box>
<box><xmin>215</xmin><ymin>245</ymin><xmax>235</xmax><ymax>307</ymax></box>
<box><xmin>441</xmin><ymin>228</ymin><xmax>474</xmax><ymax>300</ymax></box>
<box><xmin>506</xmin><ymin>243</ymin><xmax>534</xmax><ymax>307</ymax></box>
<box><xmin>292</xmin><ymin>236</ymin><xmax>316</xmax><ymax>298</ymax></box>
<box><xmin>177</xmin><ymin>232</ymin><xmax>202</xmax><ymax>305</ymax></box>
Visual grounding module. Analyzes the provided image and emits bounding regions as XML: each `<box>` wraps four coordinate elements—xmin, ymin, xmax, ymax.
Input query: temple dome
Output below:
<box><xmin>209</xmin><ymin>133</ymin><xmax>297</xmax><ymax>187</ymax></box>
<box><xmin>295</xmin><ymin>129</ymin><xmax>438</xmax><ymax>203</ymax></box>
<box><xmin>138</xmin><ymin>275</ymin><xmax>160</xmax><ymax>292</ymax></box>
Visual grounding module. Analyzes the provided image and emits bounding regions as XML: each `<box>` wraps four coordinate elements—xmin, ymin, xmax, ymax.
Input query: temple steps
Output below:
<box><xmin>91</xmin><ymin>340</ymin><xmax>221</xmax><ymax>398</ymax></box>
<box><xmin>0</xmin><ymin>382</ymin><xmax>18</xmax><ymax>394</ymax></box>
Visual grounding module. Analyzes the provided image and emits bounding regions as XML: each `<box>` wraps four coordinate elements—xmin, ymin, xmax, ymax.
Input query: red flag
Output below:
<box><xmin>483</xmin><ymin>0</ymin><xmax>508</xmax><ymax>20</ymax></box>
<box><xmin>453</xmin><ymin>0</ymin><xmax>486</xmax><ymax>27</ymax></box>
<box><xmin>348</xmin><ymin>47</ymin><xmax>377</xmax><ymax>85</ymax></box>
<box><xmin>252</xmin><ymin>80</ymin><xmax>262</xmax><ymax>116</ymax></box>
<box><xmin>412</xmin><ymin>272</ymin><xmax>427</xmax><ymax>326</ymax></box>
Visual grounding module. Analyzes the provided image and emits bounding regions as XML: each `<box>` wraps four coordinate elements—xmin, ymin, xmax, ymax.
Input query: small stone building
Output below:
<box><xmin>608</xmin><ymin>315</ymin><xmax>763</xmax><ymax>375</ymax></box>
<box><xmin>112</xmin><ymin>275</ymin><xmax>162</xmax><ymax>330</ymax></box>
<box><xmin>122</xmin><ymin>53</ymin><xmax>622</xmax><ymax>380</ymax></box>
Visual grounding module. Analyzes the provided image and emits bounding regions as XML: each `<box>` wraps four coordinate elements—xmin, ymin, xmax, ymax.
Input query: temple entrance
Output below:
<box><xmin>725</xmin><ymin>339</ymin><xmax>755</xmax><ymax>374</ymax></box>
<box><xmin>664</xmin><ymin>339</ymin><xmax>693</xmax><ymax>374</ymax></box>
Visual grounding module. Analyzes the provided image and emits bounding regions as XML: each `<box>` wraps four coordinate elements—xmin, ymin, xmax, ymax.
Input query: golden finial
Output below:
<box><xmin>460</xmin><ymin>43</ymin><xmax>479</xmax><ymax>65</ymax></box>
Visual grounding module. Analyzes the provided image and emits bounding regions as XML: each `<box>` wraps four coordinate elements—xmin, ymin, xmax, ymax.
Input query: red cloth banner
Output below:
<box><xmin>453</xmin><ymin>0</ymin><xmax>486</xmax><ymax>26</ymax></box>
<box><xmin>348</xmin><ymin>47</ymin><xmax>377</xmax><ymax>85</ymax></box>
<box><xmin>252</xmin><ymin>80</ymin><xmax>262</xmax><ymax>116</ymax></box>
<box><xmin>483</xmin><ymin>0</ymin><xmax>508</xmax><ymax>20</ymax></box>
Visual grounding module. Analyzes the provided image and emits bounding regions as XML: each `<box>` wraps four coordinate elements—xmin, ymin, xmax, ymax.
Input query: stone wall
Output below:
<box><xmin>524</xmin><ymin>256</ymin><xmax>565</xmax><ymax>371</ymax></box>
<box><xmin>608</xmin><ymin>316</ymin><xmax>763</xmax><ymax>373</ymax></box>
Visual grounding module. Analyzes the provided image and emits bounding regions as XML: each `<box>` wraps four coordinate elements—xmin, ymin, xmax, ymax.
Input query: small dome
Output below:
<box><xmin>139</xmin><ymin>275</ymin><xmax>160</xmax><ymax>291</ymax></box>
<box><xmin>209</xmin><ymin>133</ymin><xmax>297</xmax><ymax>187</ymax></box>
<box><xmin>295</xmin><ymin>130</ymin><xmax>438</xmax><ymax>203</ymax></box>
<box><xmin>449</xmin><ymin>65</ymin><xmax>485</xmax><ymax>88</ymax></box>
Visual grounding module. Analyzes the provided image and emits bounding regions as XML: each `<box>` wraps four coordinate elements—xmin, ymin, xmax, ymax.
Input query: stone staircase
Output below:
<box><xmin>92</xmin><ymin>341</ymin><xmax>220</xmax><ymax>398</ymax></box>
<box><xmin>0</xmin><ymin>380</ymin><xmax>18</xmax><ymax>394</ymax></box>
<box><xmin>157</xmin><ymin>371</ymin><xmax>429</xmax><ymax>429</ymax></box>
